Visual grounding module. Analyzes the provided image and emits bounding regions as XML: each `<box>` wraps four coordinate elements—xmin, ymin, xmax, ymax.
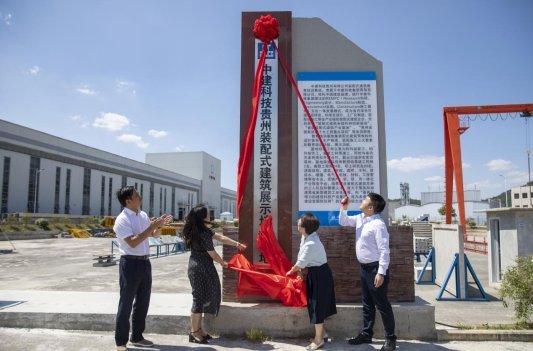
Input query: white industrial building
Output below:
<box><xmin>0</xmin><ymin>119</ymin><xmax>236</xmax><ymax>220</ymax></box>
<box><xmin>394</xmin><ymin>190</ymin><xmax>489</xmax><ymax>225</ymax></box>
<box><xmin>511</xmin><ymin>185</ymin><xmax>533</xmax><ymax>208</ymax></box>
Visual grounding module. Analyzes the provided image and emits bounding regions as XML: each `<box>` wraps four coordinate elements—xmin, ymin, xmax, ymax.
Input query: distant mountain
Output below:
<box><xmin>483</xmin><ymin>181</ymin><xmax>533</xmax><ymax>206</ymax></box>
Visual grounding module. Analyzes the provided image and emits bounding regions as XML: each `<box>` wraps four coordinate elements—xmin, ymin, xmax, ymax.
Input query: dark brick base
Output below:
<box><xmin>222</xmin><ymin>225</ymin><xmax>414</xmax><ymax>303</ymax></box>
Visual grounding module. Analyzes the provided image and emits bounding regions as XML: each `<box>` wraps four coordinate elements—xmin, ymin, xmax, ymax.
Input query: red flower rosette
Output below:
<box><xmin>253</xmin><ymin>14</ymin><xmax>279</xmax><ymax>43</ymax></box>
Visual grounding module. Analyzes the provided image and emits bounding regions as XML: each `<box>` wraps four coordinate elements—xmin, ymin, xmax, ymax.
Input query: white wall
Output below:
<box><xmin>433</xmin><ymin>224</ymin><xmax>465</xmax><ymax>298</ymax></box>
<box><xmin>0</xmin><ymin>150</ymin><xmax>31</xmax><ymax>213</ymax></box>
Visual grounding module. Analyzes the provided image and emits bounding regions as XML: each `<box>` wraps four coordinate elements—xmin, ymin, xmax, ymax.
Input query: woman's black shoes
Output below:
<box><xmin>189</xmin><ymin>330</ymin><xmax>208</xmax><ymax>344</ymax></box>
<box><xmin>199</xmin><ymin>328</ymin><xmax>213</xmax><ymax>340</ymax></box>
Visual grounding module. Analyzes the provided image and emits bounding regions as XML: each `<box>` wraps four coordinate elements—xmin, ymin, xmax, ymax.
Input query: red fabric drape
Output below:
<box><xmin>231</xmin><ymin>15</ymin><xmax>348</xmax><ymax>307</ymax></box>
<box><xmin>228</xmin><ymin>216</ymin><xmax>306</xmax><ymax>307</ymax></box>
<box><xmin>255</xmin><ymin>216</ymin><xmax>294</xmax><ymax>277</ymax></box>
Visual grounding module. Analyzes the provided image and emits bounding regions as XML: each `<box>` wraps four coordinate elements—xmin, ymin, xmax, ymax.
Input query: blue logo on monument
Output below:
<box><xmin>257</xmin><ymin>42</ymin><xmax>276</xmax><ymax>59</ymax></box>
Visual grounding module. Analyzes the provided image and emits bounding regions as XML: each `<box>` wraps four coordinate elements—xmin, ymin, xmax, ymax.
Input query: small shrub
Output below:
<box><xmin>220</xmin><ymin>219</ymin><xmax>227</xmax><ymax>226</ymax></box>
<box><xmin>245</xmin><ymin>329</ymin><xmax>268</xmax><ymax>343</ymax></box>
<box><xmin>21</xmin><ymin>215</ymin><xmax>32</xmax><ymax>224</ymax></box>
<box><xmin>62</xmin><ymin>217</ymin><xmax>70</xmax><ymax>224</ymax></box>
<box><xmin>233</xmin><ymin>219</ymin><xmax>239</xmax><ymax>227</ymax></box>
<box><xmin>35</xmin><ymin>218</ymin><xmax>50</xmax><ymax>231</ymax></box>
<box><xmin>8</xmin><ymin>224</ymin><xmax>20</xmax><ymax>232</ymax></box>
<box><xmin>500</xmin><ymin>256</ymin><xmax>533</xmax><ymax>324</ymax></box>
<box><xmin>6</xmin><ymin>215</ymin><xmax>17</xmax><ymax>223</ymax></box>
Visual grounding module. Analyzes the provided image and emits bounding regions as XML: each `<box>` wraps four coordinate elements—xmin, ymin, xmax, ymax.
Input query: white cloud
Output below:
<box><xmin>424</xmin><ymin>176</ymin><xmax>445</xmax><ymax>184</ymax></box>
<box><xmin>92</xmin><ymin>112</ymin><xmax>130</xmax><ymax>131</ymax></box>
<box><xmin>504</xmin><ymin>171</ymin><xmax>530</xmax><ymax>187</ymax></box>
<box><xmin>464</xmin><ymin>179</ymin><xmax>500</xmax><ymax>190</ymax></box>
<box><xmin>76</xmin><ymin>85</ymin><xmax>97</xmax><ymax>96</ymax></box>
<box><xmin>70</xmin><ymin>115</ymin><xmax>81</xmax><ymax>121</ymax></box>
<box><xmin>148</xmin><ymin>129</ymin><xmax>168</xmax><ymax>138</ymax></box>
<box><xmin>387</xmin><ymin>156</ymin><xmax>444</xmax><ymax>172</ymax></box>
<box><xmin>116</xmin><ymin>80</ymin><xmax>137</xmax><ymax>96</ymax></box>
<box><xmin>81</xmin><ymin>122</ymin><xmax>89</xmax><ymax>128</ymax></box>
<box><xmin>117</xmin><ymin>134</ymin><xmax>149</xmax><ymax>149</ymax></box>
<box><xmin>29</xmin><ymin>65</ymin><xmax>40</xmax><ymax>75</ymax></box>
<box><xmin>1</xmin><ymin>12</ymin><xmax>12</xmax><ymax>26</ymax></box>
<box><xmin>175</xmin><ymin>145</ymin><xmax>184</xmax><ymax>152</ymax></box>
<box><xmin>485</xmin><ymin>159</ymin><xmax>513</xmax><ymax>171</ymax></box>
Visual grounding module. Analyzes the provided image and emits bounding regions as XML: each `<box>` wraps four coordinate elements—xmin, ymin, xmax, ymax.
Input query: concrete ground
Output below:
<box><xmin>0</xmin><ymin>237</ymin><xmax>518</xmax><ymax>327</ymax></box>
<box><xmin>0</xmin><ymin>237</ymin><xmax>531</xmax><ymax>350</ymax></box>
<box><xmin>1</xmin><ymin>328</ymin><xmax>532</xmax><ymax>351</ymax></box>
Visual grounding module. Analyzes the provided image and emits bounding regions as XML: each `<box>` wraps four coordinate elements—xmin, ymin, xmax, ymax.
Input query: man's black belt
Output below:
<box><xmin>123</xmin><ymin>255</ymin><xmax>150</xmax><ymax>260</ymax></box>
<box><xmin>360</xmin><ymin>261</ymin><xmax>379</xmax><ymax>268</ymax></box>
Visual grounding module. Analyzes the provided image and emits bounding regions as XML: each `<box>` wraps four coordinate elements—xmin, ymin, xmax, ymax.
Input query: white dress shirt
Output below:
<box><xmin>113</xmin><ymin>207</ymin><xmax>151</xmax><ymax>256</ymax></box>
<box><xmin>295</xmin><ymin>232</ymin><xmax>328</xmax><ymax>268</ymax></box>
<box><xmin>339</xmin><ymin>209</ymin><xmax>391</xmax><ymax>275</ymax></box>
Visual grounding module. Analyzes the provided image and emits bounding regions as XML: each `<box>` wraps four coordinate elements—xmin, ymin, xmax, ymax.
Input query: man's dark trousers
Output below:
<box><xmin>360</xmin><ymin>262</ymin><xmax>395</xmax><ymax>338</ymax></box>
<box><xmin>115</xmin><ymin>257</ymin><xmax>152</xmax><ymax>346</ymax></box>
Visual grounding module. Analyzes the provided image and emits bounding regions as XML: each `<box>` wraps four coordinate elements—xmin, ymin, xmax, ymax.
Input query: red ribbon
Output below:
<box><xmin>272</xmin><ymin>41</ymin><xmax>348</xmax><ymax>198</ymax></box>
<box><xmin>237</xmin><ymin>44</ymin><xmax>268</xmax><ymax>216</ymax></box>
<box><xmin>237</xmin><ymin>15</ymin><xmax>348</xmax><ymax>215</ymax></box>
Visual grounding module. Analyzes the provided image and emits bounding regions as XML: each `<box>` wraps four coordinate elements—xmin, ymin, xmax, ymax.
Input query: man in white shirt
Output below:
<box><xmin>113</xmin><ymin>186</ymin><xmax>172</xmax><ymax>351</ymax></box>
<box><xmin>339</xmin><ymin>193</ymin><xmax>396</xmax><ymax>351</ymax></box>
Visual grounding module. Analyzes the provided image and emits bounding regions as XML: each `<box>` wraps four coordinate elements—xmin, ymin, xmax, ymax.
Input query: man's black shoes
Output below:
<box><xmin>380</xmin><ymin>336</ymin><xmax>397</xmax><ymax>351</ymax></box>
<box><xmin>347</xmin><ymin>332</ymin><xmax>372</xmax><ymax>345</ymax></box>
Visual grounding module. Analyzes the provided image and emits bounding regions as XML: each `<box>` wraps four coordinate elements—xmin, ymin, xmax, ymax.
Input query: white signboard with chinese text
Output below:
<box><xmin>253</xmin><ymin>40</ymin><xmax>278</xmax><ymax>259</ymax></box>
<box><xmin>298</xmin><ymin>72</ymin><xmax>379</xmax><ymax>225</ymax></box>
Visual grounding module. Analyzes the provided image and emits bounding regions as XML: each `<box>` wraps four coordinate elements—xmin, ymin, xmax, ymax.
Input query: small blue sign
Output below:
<box><xmin>297</xmin><ymin>210</ymin><xmax>361</xmax><ymax>227</ymax></box>
<box><xmin>258</xmin><ymin>42</ymin><xmax>276</xmax><ymax>60</ymax></box>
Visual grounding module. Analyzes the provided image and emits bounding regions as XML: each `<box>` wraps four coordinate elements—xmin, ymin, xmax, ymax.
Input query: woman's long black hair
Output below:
<box><xmin>182</xmin><ymin>204</ymin><xmax>209</xmax><ymax>249</ymax></box>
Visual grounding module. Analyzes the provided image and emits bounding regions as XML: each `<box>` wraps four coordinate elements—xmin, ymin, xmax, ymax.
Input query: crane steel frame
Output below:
<box><xmin>443</xmin><ymin>103</ymin><xmax>533</xmax><ymax>229</ymax></box>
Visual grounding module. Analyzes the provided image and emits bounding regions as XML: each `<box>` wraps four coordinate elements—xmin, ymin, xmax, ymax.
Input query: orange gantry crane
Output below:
<box><xmin>443</xmin><ymin>103</ymin><xmax>533</xmax><ymax>229</ymax></box>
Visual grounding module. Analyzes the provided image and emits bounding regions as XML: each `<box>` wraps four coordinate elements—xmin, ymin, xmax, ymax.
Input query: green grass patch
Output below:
<box><xmin>245</xmin><ymin>329</ymin><xmax>269</xmax><ymax>343</ymax></box>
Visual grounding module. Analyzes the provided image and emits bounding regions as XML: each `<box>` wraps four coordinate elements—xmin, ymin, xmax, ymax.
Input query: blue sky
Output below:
<box><xmin>1</xmin><ymin>0</ymin><xmax>532</xmax><ymax>199</ymax></box>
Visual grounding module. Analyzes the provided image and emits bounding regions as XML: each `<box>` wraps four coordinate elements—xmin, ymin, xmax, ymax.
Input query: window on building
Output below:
<box><xmin>149</xmin><ymin>183</ymin><xmax>154</xmax><ymax>217</ymax></box>
<box><xmin>100</xmin><ymin>176</ymin><xmax>106</xmax><ymax>216</ymax></box>
<box><xmin>54</xmin><ymin>167</ymin><xmax>61</xmax><ymax>214</ymax></box>
<box><xmin>523</xmin><ymin>205</ymin><xmax>529</xmax><ymax>208</ymax></box>
<box><xmin>164</xmin><ymin>188</ymin><xmax>167</xmax><ymax>213</ymax></box>
<box><xmin>135</xmin><ymin>182</ymin><xmax>138</xmax><ymax>190</ymax></box>
<box><xmin>514</xmin><ymin>193</ymin><xmax>520</xmax><ymax>199</ymax></box>
<box><xmin>108</xmin><ymin>178</ymin><xmax>113</xmax><ymax>215</ymax></box>
<box><xmin>65</xmin><ymin>169</ymin><xmax>71</xmax><ymax>214</ymax></box>
<box><xmin>27</xmin><ymin>157</ymin><xmax>41</xmax><ymax>213</ymax></box>
<box><xmin>140</xmin><ymin>183</ymin><xmax>144</xmax><ymax>210</ymax></box>
<box><xmin>2</xmin><ymin>157</ymin><xmax>11</xmax><ymax>213</ymax></box>
<box><xmin>159</xmin><ymin>187</ymin><xmax>163</xmax><ymax>216</ymax></box>
<box><xmin>121</xmin><ymin>175</ymin><xmax>127</xmax><ymax>188</ymax></box>
<box><xmin>522</xmin><ymin>193</ymin><xmax>527</xmax><ymax>198</ymax></box>
<box><xmin>171</xmin><ymin>188</ymin><xmax>175</xmax><ymax>217</ymax></box>
<box><xmin>82</xmin><ymin>168</ymin><xmax>91</xmax><ymax>215</ymax></box>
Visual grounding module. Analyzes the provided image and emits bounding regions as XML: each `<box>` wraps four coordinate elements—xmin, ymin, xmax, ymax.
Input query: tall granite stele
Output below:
<box><xmin>223</xmin><ymin>11</ymin><xmax>414</xmax><ymax>303</ymax></box>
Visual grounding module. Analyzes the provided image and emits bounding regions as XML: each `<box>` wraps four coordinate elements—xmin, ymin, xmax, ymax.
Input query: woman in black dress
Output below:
<box><xmin>286</xmin><ymin>213</ymin><xmax>336</xmax><ymax>350</ymax></box>
<box><xmin>183</xmin><ymin>204</ymin><xmax>247</xmax><ymax>344</ymax></box>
